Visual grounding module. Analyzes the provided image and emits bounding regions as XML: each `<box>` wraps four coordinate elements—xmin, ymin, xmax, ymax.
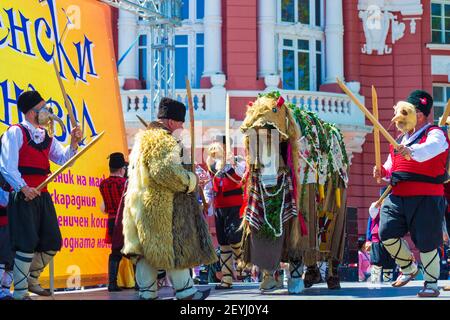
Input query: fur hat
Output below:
<box><xmin>17</xmin><ymin>91</ymin><xmax>44</xmax><ymax>114</ymax></box>
<box><xmin>406</xmin><ymin>90</ymin><xmax>433</xmax><ymax>117</ymax></box>
<box><xmin>157</xmin><ymin>97</ymin><xmax>186</xmax><ymax>122</ymax></box>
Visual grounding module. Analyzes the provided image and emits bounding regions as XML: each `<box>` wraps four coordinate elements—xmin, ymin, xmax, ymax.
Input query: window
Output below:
<box><xmin>138</xmin><ymin>34</ymin><xmax>148</xmax><ymax>86</ymax></box>
<box><xmin>279</xmin><ymin>0</ymin><xmax>322</xmax><ymax>26</ymax></box>
<box><xmin>174</xmin><ymin>33</ymin><xmax>204</xmax><ymax>89</ymax></box>
<box><xmin>431</xmin><ymin>1</ymin><xmax>450</xmax><ymax>44</ymax></box>
<box><xmin>196</xmin><ymin>33</ymin><xmax>204</xmax><ymax>87</ymax></box>
<box><xmin>432</xmin><ymin>84</ymin><xmax>450</xmax><ymax>124</ymax></box>
<box><xmin>280</xmin><ymin>37</ymin><xmax>323</xmax><ymax>91</ymax></box>
<box><xmin>173</xmin><ymin>0</ymin><xmax>205</xmax><ymax>88</ymax></box>
<box><xmin>175</xmin><ymin>35</ymin><xmax>188</xmax><ymax>89</ymax></box>
<box><xmin>180</xmin><ymin>0</ymin><xmax>204</xmax><ymax>21</ymax></box>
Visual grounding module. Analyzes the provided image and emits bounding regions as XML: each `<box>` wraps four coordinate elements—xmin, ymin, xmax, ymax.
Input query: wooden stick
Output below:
<box><xmin>337</xmin><ymin>78</ymin><xmax>399</xmax><ymax>148</ymax></box>
<box><xmin>49</xmin><ymin>259</ymin><xmax>55</xmax><ymax>298</ymax></box>
<box><xmin>439</xmin><ymin>99</ymin><xmax>450</xmax><ymax>126</ymax></box>
<box><xmin>37</xmin><ymin>131</ymin><xmax>105</xmax><ymax>191</ymax></box>
<box><xmin>372</xmin><ymin>86</ymin><xmax>382</xmax><ymax>184</ymax></box>
<box><xmin>225</xmin><ymin>94</ymin><xmax>231</xmax><ymax>157</ymax></box>
<box><xmin>53</xmin><ymin>59</ymin><xmax>77</xmax><ymax>128</ymax></box>
<box><xmin>375</xmin><ymin>185</ymin><xmax>392</xmax><ymax>208</ymax></box>
<box><xmin>136</xmin><ymin>114</ymin><xmax>149</xmax><ymax>128</ymax></box>
<box><xmin>185</xmin><ymin>77</ymin><xmax>207</xmax><ymax>207</ymax></box>
<box><xmin>185</xmin><ymin>77</ymin><xmax>196</xmax><ymax>173</ymax></box>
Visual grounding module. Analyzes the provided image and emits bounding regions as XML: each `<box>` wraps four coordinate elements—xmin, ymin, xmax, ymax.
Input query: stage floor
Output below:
<box><xmin>32</xmin><ymin>280</ymin><xmax>450</xmax><ymax>300</ymax></box>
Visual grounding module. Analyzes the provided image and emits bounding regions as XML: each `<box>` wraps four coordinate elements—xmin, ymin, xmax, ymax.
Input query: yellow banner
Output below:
<box><xmin>0</xmin><ymin>0</ymin><xmax>128</xmax><ymax>287</ymax></box>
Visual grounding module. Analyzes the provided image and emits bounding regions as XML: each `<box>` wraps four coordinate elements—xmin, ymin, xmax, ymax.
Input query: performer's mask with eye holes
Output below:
<box><xmin>391</xmin><ymin>101</ymin><xmax>417</xmax><ymax>134</ymax></box>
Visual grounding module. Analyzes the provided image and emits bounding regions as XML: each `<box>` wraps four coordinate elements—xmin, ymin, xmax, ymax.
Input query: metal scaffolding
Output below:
<box><xmin>99</xmin><ymin>0</ymin><xmax>182</xmax><ymax>119</ymax></box>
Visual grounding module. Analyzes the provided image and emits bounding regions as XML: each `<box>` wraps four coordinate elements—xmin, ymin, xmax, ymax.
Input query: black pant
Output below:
<box><xmin>215</xmin><ymin>206</ymin><xmax>243</xmax><ymax>246</ymax></box>
<box><xmin>8</xmin><ymin>192</ymin><xmax>62</xmax><ymax>253</ymax></box>
<box><xmin>379</xmin><ymin>194</ymin><xmax>445</xmax><ymax>252</ymax></box>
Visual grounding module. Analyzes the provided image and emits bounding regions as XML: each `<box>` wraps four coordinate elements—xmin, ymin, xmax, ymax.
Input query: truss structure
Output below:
<box><xmin>100</xmin><ymin>0</ymin><xmax>182</xmax><ymax>119</ymax></box>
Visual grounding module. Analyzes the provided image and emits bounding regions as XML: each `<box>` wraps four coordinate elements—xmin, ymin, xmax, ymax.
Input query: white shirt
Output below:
<box><xmin>383</xmin><ymin>124</ymin><xmax>449</xmax><ymax>173</ymax></box>
<box><xmin>0</xmin><ymin>120</ymin><xmax>77</xmax><ymax>192</ymax></box>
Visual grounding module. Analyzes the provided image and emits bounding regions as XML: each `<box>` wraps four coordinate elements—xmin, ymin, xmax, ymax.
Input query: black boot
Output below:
<box><xmin>108</xmin><ymin>255</ymin><xmax>122</xmax><ymax>292</ymax></box>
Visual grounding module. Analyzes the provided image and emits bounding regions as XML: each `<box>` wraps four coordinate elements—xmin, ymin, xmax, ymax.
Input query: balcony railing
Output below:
<box><xmin>120</xmin><ymin>89</ymin><xmax>211</xmax><ymax>122</ymax></box>
<box><xmin>121</xmin><ymin>88</ymin><xmax>365</xmax><ymax>127</ymax></box>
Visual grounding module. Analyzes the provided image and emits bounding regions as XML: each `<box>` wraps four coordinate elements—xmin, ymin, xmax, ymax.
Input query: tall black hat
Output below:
<box><xmin>157</xmin><ymin>97</ymin><xmax>186</xmax><ymax>122</ymax></box>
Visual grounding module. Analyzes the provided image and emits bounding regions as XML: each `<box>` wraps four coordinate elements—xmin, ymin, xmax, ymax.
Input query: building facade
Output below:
<box><xmin>111</xmin><ymin>0</ymin><xmax>450</xmax><ymax>243</ymax></box>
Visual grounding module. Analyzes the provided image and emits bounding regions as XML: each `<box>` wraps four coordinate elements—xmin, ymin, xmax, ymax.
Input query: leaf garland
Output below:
<box><xmin>288</xmin><ymin>103</ymin><xmax>349</xmax><ymax>211</ymax></box>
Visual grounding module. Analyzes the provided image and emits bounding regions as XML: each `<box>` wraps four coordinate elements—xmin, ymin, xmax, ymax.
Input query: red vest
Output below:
<box><xmin>15</xmin><ymin>124</ymin><xmax>52</xmax><ymax>193</ymax></box>
<box><xmin>212</xmin><ymin>167</ymin><xmax>243</xmax><ymax>208</ymax></box>
<box><xmin>389</xmin><ymin>126</ymin><xmax>449</xmax><ymax>196</ymax></box>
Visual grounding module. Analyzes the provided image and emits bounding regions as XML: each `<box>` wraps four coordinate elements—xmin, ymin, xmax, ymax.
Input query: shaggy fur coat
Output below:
<box><xmin>122</xmin><ymin>122</ymin><xmax>217</xmax><ymax>269</ymax></box>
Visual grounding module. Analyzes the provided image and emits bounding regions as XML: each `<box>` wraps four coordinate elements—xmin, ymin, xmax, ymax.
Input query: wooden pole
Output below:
<box><xmin>53</xmin><ymin>59</ymin><xmax>77</xmax><ymax>128</ymax></box>
<box><xmin>439</xmin><ymin>99</ymin><xmax>450</xmax><ymax>126</ymax></box>
<box><xmin>49</xmin><ymin>259</ymin><xmax>55</xmax><ymax>298</ymax></box>
<box><xmin>372</xmin><ymin>86</ymin><xmax>382</xmax><ymax>184</ymax></box>
<box><xmin>225</xmin><ymin>94</ymin><xmax>231</xmax><ymax>157</ymax></box>
<box><xmin>185</xmin><ymin>77</ymin><xmax>207</xmax><ymax>207</ymax></box>
<box><xmin>337</xmin><ymin>78</ymin><xmax>400</xmax><ymax>148</ymax></box>
<box><xmin>136</xmin><ymin>114</ymin><xmax>149</xmax><ymax>128</ymax></box>
<box><xmin>37</xmin><ymin>132</ymin><xmax>105</xmax><ymax>191</ymax></box>
<box><xmin>185</xmin><ymin>77</ymin><xmax>196</xmax><ymax>173</ymax></box>
<box><xmin>375</xmin><ymin>185</ymin><xmax>392</xmax><ymax>208</ymax></box>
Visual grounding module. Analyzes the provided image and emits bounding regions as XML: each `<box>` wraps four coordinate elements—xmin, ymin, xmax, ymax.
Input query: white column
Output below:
<box><xmin>324</xmin><ymin>0</ymin><xmax>344</xmax><ymax>83</ymax></box>
<box><xmin>258</xmin><ymin>0</ymin><xmax>279</xmax><ymax>89</ymax></box>
<box><xmin>118</xmin><ymin>9</ymin><xmax>138</xmax><ymax>83</ymax></box>
<box><xmin>203</xmin><ymin>0</ymin><xmax>223</xmax><ymax>79</ymax></box>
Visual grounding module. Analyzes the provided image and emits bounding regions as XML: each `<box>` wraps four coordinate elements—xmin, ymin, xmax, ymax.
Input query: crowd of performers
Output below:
<box><xmin>0</xmin><ymin>87</ymin><xmax>449</xmax><ymax>300</ymax></box>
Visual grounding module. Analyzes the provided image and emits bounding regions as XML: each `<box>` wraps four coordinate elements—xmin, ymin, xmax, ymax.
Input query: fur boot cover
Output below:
<box><xmin>122</xmin><ymin>122</ymin><xmax>217</xmax><ymax>269</ymax></box>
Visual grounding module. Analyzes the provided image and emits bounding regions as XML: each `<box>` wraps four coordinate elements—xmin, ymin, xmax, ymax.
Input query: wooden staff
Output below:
<box><xmin>185</xmin><ymin>77</ymin><xmax>196</xmax><ymax>173</ymax></box>
<box><xmin>439</xmin><ymin>99</ymin><xmax>450</xmax><ymax>126</ymax></box>
<box><xmin>185</xmin><ymin>78</ymin><xmax>207</xmax><ymax>207</ymax></box>
<box><xmin>37</xmin><ymin>131</ymin><xmax>105</xmax><ymax>191</ymax></box>
<box><xmin>337</xmin><ymin>78</ymin><xmax>399</xmax><ymax>148</ymax></box>
<box><xmin>225</xmin><ymin>94</ymin><xmax>231</xmax><ymax>157</ymax></box>
<box><xmin>372</xmin><ymin>86</ymin><xmax>381</xmax><ymax>184</ymax></box>
<box><xmin>136</xmin><ymin>114</ymin><xmax>149</xmax><ymax>128</ymax></box>
<box><xmin>375</xmin><ymin>185</ymin><xmax>392</xmax><ymax>208</ymax></box>
<box><xmin>53</xmin><ymin>59</ymin><xmax>77</xmax><ymax>128</ymax></box>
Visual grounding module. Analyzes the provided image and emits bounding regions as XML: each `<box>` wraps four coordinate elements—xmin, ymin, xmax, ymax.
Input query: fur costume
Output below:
<box><xmin>122</xmin><ymin>122</ymin><xmax>217</xmax><ymax>270</ymax></box>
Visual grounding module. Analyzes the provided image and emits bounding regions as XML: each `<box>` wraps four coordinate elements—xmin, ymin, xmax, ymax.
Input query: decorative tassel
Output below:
<box><xmin>335</xmin><ymin>188</ymin><xmax>341</xmax><ymax>209</ymax></box>
<box><xmin>318</xmin><ymin>184</ymin><xmax>325</xmax><ymax>201</ymax></box>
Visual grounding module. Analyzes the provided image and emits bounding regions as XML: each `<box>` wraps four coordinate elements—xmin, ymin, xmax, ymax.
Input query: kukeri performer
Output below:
<box><xmin>122</xmin><ymin>97</ymin><xmax>217</xmax><ymax>300</ymax></box>
<box><xmin>375</xmin><ymin>91</ymin><xmax>448</xmax><ymax>297</ymax></box>
<box><xmin>0</xmin><ymin>91</ymin><xmax>82</xmax><ymax>300</ymax></box>
<box><xmin>204</xmin><ymin>136</ymin><xmax>246</xmax><ymax>289</ymax></box>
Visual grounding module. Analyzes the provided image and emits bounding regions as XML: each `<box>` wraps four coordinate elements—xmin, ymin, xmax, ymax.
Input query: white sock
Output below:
<box><xmin>12</xmin><ymin>252</ymin><xmax>34</xmax><ymax>299</ymax></box>
<box><xmin>420</xmin><ymin>250</ymin><xmax>440</xmax><ymax>290</ymax></box>
<box><xmin>28</xmin><ymin>251</ymin><xmax>56</xmax><ymax>288</ymax></box>
<box><xmin>382</xmin><ymin>238</ymin><xmax>416</xmax><ymax>275</ymax></box>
